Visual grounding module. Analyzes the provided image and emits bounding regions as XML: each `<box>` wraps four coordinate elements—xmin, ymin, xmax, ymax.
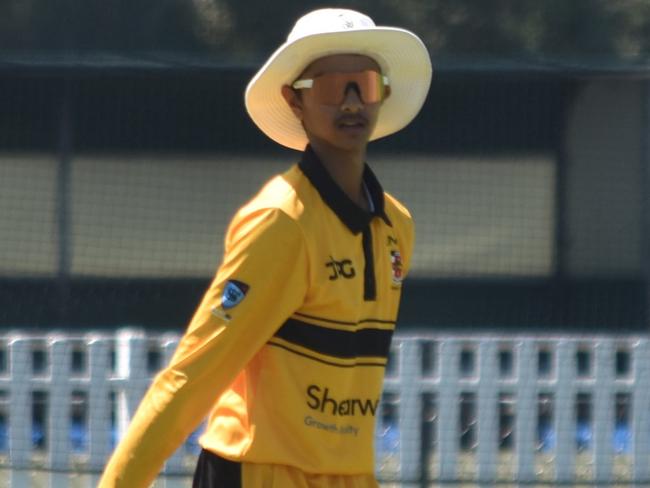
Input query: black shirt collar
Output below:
<box><xmin>298</xmin><ymin>145</ymin><xmax>392</xmax><ymax>234</ymax></box>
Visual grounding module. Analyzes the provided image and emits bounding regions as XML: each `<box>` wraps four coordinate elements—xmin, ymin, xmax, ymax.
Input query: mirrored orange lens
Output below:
<box><xmin>311</xmin><ymin>70</ymin><xmax>385</xmax><ymax>105</ymax></box>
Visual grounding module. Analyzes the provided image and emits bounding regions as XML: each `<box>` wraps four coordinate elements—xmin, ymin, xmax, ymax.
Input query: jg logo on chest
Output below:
<box><xmin>325</xmin><ymin>256</ymin><xmax>356</xmax><ymax>280</ymax></box>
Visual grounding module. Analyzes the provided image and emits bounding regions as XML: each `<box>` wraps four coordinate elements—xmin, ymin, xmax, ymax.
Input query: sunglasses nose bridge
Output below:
<box><xmin>340</xmin><ymin>81</ymin><xmax>364</xmax><ymax>106</ymax></box>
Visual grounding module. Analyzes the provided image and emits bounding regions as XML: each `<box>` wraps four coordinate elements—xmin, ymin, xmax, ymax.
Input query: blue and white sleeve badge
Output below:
<box><xmin>222</xmin><ymin>280</ymin><xmax>250</xmax><ymax>309</ymax></box>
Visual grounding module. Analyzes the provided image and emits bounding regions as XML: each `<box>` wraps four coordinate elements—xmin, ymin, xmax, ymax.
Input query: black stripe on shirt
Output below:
<box><xmin>362</xmin><ymin>227</ymin><xmax>376</xmax><ymax>301</ymax></box>
<box><xmin>272</xmin><ymin>318</ymin><xmax>393</xmax><ymax>360</ymax></box>
<box><xmin>293</xmin><ymin>312</ymin><xmax>396</xmax><ymax>327</ymax></box>
<box><xmin>267</xmin><ymin>341</ymin><xmax>387</xmax><ymax>368</ymax></box>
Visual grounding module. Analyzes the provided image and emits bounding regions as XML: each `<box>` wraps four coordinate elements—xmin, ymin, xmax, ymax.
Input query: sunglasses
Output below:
<box><xmin>292</xmin><ymin>70</ymin><xmax>390</xmax><ymax>106</ymax></box>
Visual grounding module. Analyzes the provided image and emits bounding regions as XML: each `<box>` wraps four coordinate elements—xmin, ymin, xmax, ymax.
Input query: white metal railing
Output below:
<box><xmin>380</xmin><ymin>333</ymin><xmax>650</xmax><ymax>485</ymax></box>
<box><xmin>0</xmin><ymin>329</ymin><xmax>646</xmax><ymax>486</ymax></box>
<box><xmin>0</xmin><ymin>328</ymin><xmax>185</xmax><ymax>487</ymax></box>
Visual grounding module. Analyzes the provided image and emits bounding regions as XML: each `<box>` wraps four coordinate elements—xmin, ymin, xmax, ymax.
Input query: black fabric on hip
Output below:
<box><xmin>193</xmin><ymin>449</ymin><xmax>242</xmax><ymax>488</ymax></box>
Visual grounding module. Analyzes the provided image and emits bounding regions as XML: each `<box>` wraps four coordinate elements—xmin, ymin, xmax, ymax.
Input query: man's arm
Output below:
<box><xmin>98</xmin><ymin>207</ymin><xmax>308</xmax><ymax>487</ymax></box>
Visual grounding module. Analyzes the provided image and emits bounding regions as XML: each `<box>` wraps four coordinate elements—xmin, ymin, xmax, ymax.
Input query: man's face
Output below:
<box><xmin>282</xmin><ymin>54</ymin><xmax>388</xmax><ymax>152</ymax></box>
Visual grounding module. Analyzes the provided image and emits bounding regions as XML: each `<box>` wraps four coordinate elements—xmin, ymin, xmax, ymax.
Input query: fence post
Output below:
<box><xmin>8</xmin><ymin>337</ymin><xmax>31</xmax><ymax>487</ymax></box>
<box><xmin>555</xmin><ymin>339</ymin><xmax>576</xmax><ymax>482</ymax></box>
<box><xmin>49</xmin><ymin>336</ymin><xmax>71</xmax><ymax>471</ymax></box>
<box><xmin>88</xmin><ymin>336</ymin><xmax>113</xmax><ymax>471</ymax></box>
<box><xmin>114</xmin><ymin>329</ymin><xmax>148</xmax><ymax>444</ymax></box>
<box><xmin>437</xmin><ymin>338</ymin><xmax>459</xmax><ymax>481</ymax></box>
<box><xmin>633</xmin><ymin>338</ymin><xmax>650</xmax><ymax>482</ymax></box>
<box><xmin>376</xmin><ymin>339</ymin><xmax>401</xmax><ymax>482</ymax></box>
<box><xmin>477</xmin><ymin>339</ymin><xmax>497</xmax><ymax>482</ymax></box>
<box><xmin>593</xmin><ymin>339</ymin><xmax>614</xmax><ymax>482</ymax></box>
<box><xmin>515</xmin><ymin>339</ymin><xmax>537</xmax><ymax>482</ymax></box>
<box><xmin>8</xmin><ymin>338</ymin><xmax>31</xmax><ymax>469</ymax></box>
<box><xmin>398</xmin><ymin>339</ymin><xmax>422</xmax><ymax>484</ymax></box>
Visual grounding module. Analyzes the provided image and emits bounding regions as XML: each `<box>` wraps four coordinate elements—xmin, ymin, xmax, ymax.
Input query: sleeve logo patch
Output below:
<box><xmin>222</xmin><ymin>280</ymin><xmax>250</xmax><ymax>309</ymax></box>
<box><xmin>390</xmin><ymin>250</ymin><xmax>403</xmax><ymax>286</ymax></box>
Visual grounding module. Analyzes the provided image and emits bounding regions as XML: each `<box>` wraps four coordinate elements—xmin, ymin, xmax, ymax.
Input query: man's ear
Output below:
<box><xmin>281</xmin><ymin>85</ymin><xmax>303</xmax><ymax>120</ymax></box>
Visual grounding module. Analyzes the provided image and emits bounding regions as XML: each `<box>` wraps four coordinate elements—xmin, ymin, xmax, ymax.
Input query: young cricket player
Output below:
<box><xmin>99</xmin><ymin>7</ymin><xmax>432</xmax><ymax>487</ymax></box>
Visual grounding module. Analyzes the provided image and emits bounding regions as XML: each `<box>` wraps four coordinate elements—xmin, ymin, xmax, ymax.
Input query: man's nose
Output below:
<box><xmin>340</xmin><ymin>84</ymin><xmax>363</xmax><ymax>111</ymax></box>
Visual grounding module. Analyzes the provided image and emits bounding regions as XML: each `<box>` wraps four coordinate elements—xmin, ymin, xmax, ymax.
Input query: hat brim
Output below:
<box><xmin>245</xmin><ymin>28</ymin><xmax>433</xmax><ymax>151</ymax></box>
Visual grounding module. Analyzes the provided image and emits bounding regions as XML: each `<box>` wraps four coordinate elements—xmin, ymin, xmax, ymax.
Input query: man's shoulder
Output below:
<box><xmin>384</xmin><ymin>191</ymin><xmax>413</xmax><ymax>225</ymax></box>
<box><xmin>238</xmin><ymin>164</ymin><xmax>308</xmax><ymax>221</ymax></box>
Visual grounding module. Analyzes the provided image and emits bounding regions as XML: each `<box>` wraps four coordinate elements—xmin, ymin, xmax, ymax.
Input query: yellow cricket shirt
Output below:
<box><xmin>99</xmin><ymin>146</ymin><xmax>414</xmax><ymax>487</ymax></box>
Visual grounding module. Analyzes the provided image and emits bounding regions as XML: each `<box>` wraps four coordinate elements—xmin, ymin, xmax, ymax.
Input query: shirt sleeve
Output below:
<box><xmin>98</xmin><ymin>206</ymin><xmax>308</xmax><ymax>487</ymax></box>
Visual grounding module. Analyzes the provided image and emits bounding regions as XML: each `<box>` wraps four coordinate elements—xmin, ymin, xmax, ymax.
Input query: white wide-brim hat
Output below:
<box><xmin>245</xmin><ymin>8</ymin><xmax>433</xmax><ymax>151</ymax></box>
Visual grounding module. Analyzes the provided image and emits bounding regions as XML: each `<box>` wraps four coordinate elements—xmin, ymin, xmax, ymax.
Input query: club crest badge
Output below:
<box><xmin>222</xmin><ymin>280</ymin><xmax>250</xmax><ymax>309</ymax></box>
<box><xmin>390</xmin><ymin>250</ymin><xmax>403</xmax><ymax>286</ymax></box>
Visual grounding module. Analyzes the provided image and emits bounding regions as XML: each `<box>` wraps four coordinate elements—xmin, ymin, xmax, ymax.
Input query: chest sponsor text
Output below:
<box><xmin>306</xmin><ymin>384</ymin><xmax>378</xmax><ymax>417</ymax></box>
